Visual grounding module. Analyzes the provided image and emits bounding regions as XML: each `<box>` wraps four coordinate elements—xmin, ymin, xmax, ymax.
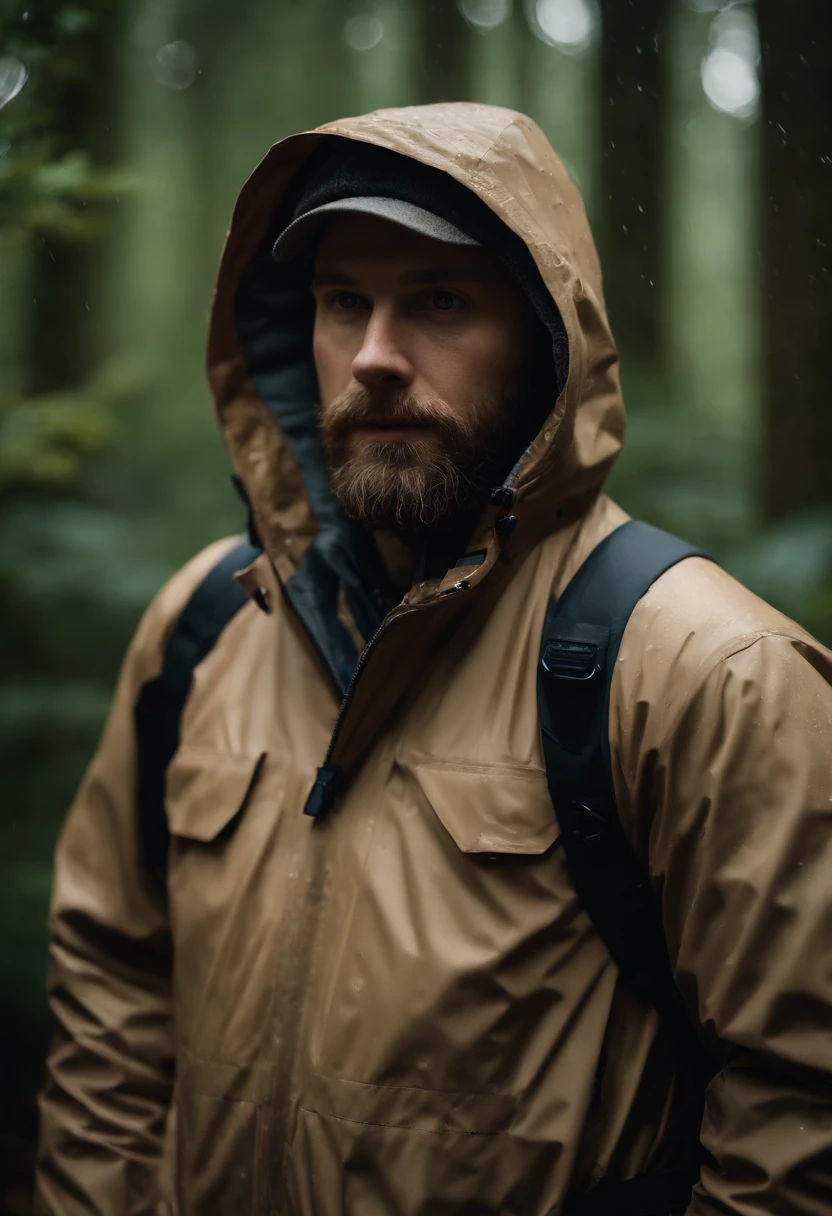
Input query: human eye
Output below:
<box><xmin>327</xmin><ymin>290</ymin><xmax>368</xmax><ymax>312</ymax></box>
<box><xmin>425</xmin><ymin>289</ymin><xmax>466</xmax><ymax>314</ymax></box>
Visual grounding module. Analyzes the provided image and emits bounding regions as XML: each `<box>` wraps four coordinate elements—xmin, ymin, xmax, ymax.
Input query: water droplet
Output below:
<box><xmin>0</xmin><ymin>58</ymin><xmax>28</xmax><ymax>110</ymax></box>
<box><xmin>152</xmin><ymin>41</ymin><xmax>196</xmax><ymax>90</ymax></box>
<box><xmin>534</xmin><ymin>0</ymin><xmax>596</xmax><ymax>53</ymax></box>
<box><xmin>343</xmin><ymin>14</ymin><xmax>383</xmax><ymax>51</ymax></box>
<box><xmin>459</xmin><ymin>0</ymin><xmax>511</xmax><ymax>33</ymax></box>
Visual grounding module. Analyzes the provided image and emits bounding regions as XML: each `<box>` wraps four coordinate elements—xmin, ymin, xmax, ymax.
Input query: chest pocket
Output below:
<box><xmin>164</xmin><ymin>747</ymin><xmax>265</xmax><ymax>843</ymax></box>
<box><xmin>162</xmin><ymin>747</ymin><xmax>270</xmax><ymax>1034</ymax></box>
<box><xmin>310</xmin><ymin>758</ymin><xmax>571</xmax><ymax>1134</ymax></box>
<box><xmin>413</xmin><ymin>760</ymin><xmax>559</xmax><ymax>857</ymax></box>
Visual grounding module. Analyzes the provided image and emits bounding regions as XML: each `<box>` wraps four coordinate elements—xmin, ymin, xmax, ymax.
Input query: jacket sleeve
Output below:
<box><xmin>651</xmin><ymin>633</ymin><xmax>832</xmax><ymax>1215</ymax></box>
<box><xmin>35</xmin><ymin>540</ymin><xmax>236</xmax><ymax>1216</ymax></box>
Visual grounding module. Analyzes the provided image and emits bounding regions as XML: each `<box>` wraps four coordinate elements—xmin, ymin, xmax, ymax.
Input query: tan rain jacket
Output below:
<box><xmin>37</xmin><ymin>104</ymin><xmax>832</xmax><ymax>1216</ymax></box>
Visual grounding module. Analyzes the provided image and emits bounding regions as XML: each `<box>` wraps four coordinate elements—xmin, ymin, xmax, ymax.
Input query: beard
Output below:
<box><xmin>319</xmin><ymin>383</ymin><xmax>536</xmax><ymax>537</ymax></box>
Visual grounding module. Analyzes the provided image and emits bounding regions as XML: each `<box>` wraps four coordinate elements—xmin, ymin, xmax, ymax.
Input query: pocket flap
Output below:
<box><xmin>414</xmin><ymin>762</ymin><xmax>559</xmax><ymax>855</ymax></box>
<box><xmin>165</xmin><ymin>748</ymin><xmax>265</xmax><ymax>842</ymax></box>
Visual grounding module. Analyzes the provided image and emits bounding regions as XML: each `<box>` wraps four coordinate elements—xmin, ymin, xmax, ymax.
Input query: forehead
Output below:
<box><xmin>313</xmin><ymin>212</ymin><xmax>505</xmax><ymax>283</ymax></box>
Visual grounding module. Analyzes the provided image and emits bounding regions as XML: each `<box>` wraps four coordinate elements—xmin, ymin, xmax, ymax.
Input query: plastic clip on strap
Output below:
<box><xmin>540</xmin><ymin>637</ymin><xmax>601</xmax><ymax>681</ymax></box>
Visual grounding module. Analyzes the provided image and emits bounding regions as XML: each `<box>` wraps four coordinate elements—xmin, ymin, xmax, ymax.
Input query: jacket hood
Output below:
<box><xmin>207</xmin><ymin>103</ymin><xmax>624</xmax><ymax>619</ymax></box>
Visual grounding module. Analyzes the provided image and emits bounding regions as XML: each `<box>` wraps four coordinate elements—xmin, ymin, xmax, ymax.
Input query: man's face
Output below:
<box><xmin>312</xmin><ymin>214</ymin><xmax>542</xmax><ymax>536</ymax></box>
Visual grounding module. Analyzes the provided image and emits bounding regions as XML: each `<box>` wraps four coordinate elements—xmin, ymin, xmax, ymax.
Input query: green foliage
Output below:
<box><xmin>610</xmin><ymin>372</ymin><xmax>832</xmax><ymax>648</ymax></box>
<box><xmin>609</xmin><ymin>402</ymin><xmax>753</xmax><ymax>554</ymax></box>
<box><xmin>0</xmin><ymin>387</ymin><xmax>114</xmax><ymax>485</ymax></box>
<box><xmin>0</xmin><ymin>0</ymin><xmax>136</xmax><ymax>488</ymax></box>
<box><xmin>0</xmin><ymin>357</ymin><xmax>146</xmax><ymax>487</ymax></box>
<box><xmin>0</xmin><ymin>147</ymin><xmax>137</xmax><ymax>240</ymax></box>
<box><xmin>0</xmin><ymin>3</ymin><xmax>129</xmax><ymax>236</ymax></box>
<box><xmin>728</xmin><ymin>511</ymin><xmax>832</xmax><ymax>646</ymax></box>
<box><xmin>0</xmin><ymin>9</ymin><xmax>151</xmax><ymax>1182</ymax></box>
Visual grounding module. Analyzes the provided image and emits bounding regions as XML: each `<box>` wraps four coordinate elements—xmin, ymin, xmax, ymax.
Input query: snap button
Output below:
<box><xmin>253</xmin><ymin>586</ymin><xmax>271</xmax><ymax>613</ymax></box>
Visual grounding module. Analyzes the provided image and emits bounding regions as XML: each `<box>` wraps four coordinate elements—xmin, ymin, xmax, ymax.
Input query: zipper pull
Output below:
<box><xmin>303</xmin><ymin>762</ymin><xmax>341</xmax><ymax>819</ymax></box>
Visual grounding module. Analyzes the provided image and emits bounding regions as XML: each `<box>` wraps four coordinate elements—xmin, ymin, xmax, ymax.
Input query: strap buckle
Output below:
<box><xmin>541</xmin><ymin>638</ymin><xmax>601</xmax><ymax>681</ymax></box>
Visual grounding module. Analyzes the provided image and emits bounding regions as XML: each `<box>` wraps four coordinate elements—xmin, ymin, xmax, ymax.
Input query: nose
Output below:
<box><xmin>351</xmin><ymin>307</ymin><xmax>414</xmax><ymax>390</ymax></box>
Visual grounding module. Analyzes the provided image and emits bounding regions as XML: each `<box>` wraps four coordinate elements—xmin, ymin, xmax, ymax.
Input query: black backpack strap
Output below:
<box><xmin>537</xmin><ymin>520</ymin><xmax>714</xmax><ymax>1089</ymax></box>
<box><xmin>134</xmin><ymin>538</ymin><xmax>261</xmax><ymax>885</ymax></box>
<box><xmin>564</xmin><ymin>1161</ymin><xmax>700</xmax><ymax>1216</ymax></box>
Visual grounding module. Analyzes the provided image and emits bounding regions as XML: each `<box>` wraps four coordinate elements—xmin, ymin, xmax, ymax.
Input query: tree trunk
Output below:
<box><xmin>510</xmin><ymin>0</ymin><xmax>541</xmax><ymax>119</ymax></box>
<box><xmin>597</xmin><ymin>0</ymin><xmax>671</xmax><ymax>367</ymax></box>
<box><xmin>417</xmin><ymin>0</ymin><xmax>472</xmax><ymax>105</ymax></box>
<box><xmin>758</xmin><ymin>0</ymin><xmax>832</xmax><ymax>519</ymax></box>
<box><xmin>27</xmin><ymin>2</ymin><xmax>120</xmax><ymax>395</ymax></box>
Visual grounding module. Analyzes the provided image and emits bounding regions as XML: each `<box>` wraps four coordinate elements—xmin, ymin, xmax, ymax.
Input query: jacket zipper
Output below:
<box><xmin>266</xmin><ymin>583</ymin><xmax>426</xmax><ymax>1213</ymax></box>
<box><xmin>302</xmin><ymin>606</ymin><xmax>414</xmax><ymax>818</ymax></box>
<box><xmin>267</xmin><ymin>558</ymin><xmax>471</xmax><ymax>1210</ymax></box>
<box><xmin>326</xmin><ymin>612</ymin><xmax>394</xmax><ymax>753</ymax></box>
<box><xmin>327</xmin><ymin>566</ymin><xmax>477</xmax><ymax>744</ymax></box>
<box><xmin>323</xmin><ymin>569</ymin><xmax>479</xmax><ymax>763</ymax></box>
<box><xmin>279</xmin><ymin>561</ymin><xmax>467</xmax><ymax>819</ymax></box>
<box><xmin>270</xmin><ymin>551</ymin><xmax>412</xmax><ymax>808</ymax></box>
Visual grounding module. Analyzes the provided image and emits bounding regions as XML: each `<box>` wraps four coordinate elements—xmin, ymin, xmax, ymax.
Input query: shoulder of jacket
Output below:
<box><xmin>611</xmin><ymin>554</ymin><xmax>832</xmax><ymax>851</ymax></box>
<box><xmin>129</xmin><ymin>536</ymin><xmax>251</xmax><ymax>679</ymax></box>
<box><xmin>621</xmin><ymin>554</ymin><xmax>819</xmax><ymax>683</ymax></box>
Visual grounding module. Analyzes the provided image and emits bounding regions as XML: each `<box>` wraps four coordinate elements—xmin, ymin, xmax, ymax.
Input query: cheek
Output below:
<box><xmin>412</xmin><ymin>335</ymin><xmax>477</xmax><ymax>400</ymax></box>
<box><xmin>313</xmin><ymin>323</ymin><xmax>353</xmax><ymax>405</ymax></box>
<box><xmin>473</xmin><ymin>320</ymin><xmax>528</xmax><ymax>377</ymax></box>
<box><xmin>415</xmin><ymin>328</ymin><xmax>510</xmax><ymax>405</ymax></box>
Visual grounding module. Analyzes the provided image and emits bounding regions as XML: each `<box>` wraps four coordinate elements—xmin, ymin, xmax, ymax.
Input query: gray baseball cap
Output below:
<box><xmin>272</xmin><ymin>195</ymin><xmax>480</xmax><ymax>262</ymax></box>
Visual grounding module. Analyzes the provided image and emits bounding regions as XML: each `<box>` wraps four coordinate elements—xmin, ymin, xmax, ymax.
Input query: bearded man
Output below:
<box><xmin>36</xmin><ymin>106</ymin><xmax>832</xmax><ymax>1216</ymax></box>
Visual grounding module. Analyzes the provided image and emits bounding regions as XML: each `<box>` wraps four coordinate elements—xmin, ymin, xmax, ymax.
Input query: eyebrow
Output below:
<box><xmin>311</xmin><ymin>265</ymin><xmax>491</xmax><ymax>289</ymax></box>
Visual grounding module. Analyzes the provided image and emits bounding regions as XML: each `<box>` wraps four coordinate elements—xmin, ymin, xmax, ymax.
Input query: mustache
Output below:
<box><xmin>319</xmin><ymin>385</ymin><xmax>475</xmax><ymax>444</ymax></box>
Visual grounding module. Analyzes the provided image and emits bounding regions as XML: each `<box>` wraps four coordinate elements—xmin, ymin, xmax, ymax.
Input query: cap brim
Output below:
<box><xmin>271</xmin><ymin>196</ymin><xmax>479</xmax><ymax>262</ymax></box>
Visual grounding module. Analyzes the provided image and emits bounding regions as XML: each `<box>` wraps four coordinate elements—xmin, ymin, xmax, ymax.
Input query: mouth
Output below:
<box><xmin>350</xmin><ymin>419</ymin><xmax>435</xmax><ymax>443</ymax></box>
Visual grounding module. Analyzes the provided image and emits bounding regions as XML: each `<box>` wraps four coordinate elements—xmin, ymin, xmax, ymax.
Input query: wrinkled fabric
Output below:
<box><xmin>37</xmin><ymin>104</ymin><xmax>832</xmax><ymax>1216</ymax></box>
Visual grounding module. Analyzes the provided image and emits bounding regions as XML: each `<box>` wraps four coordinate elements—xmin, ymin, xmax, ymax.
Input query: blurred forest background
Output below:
<box><xmin>0</xmin><ymin>0</ymin><xmax>830</xmax><ymax>1208</ymax></box>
